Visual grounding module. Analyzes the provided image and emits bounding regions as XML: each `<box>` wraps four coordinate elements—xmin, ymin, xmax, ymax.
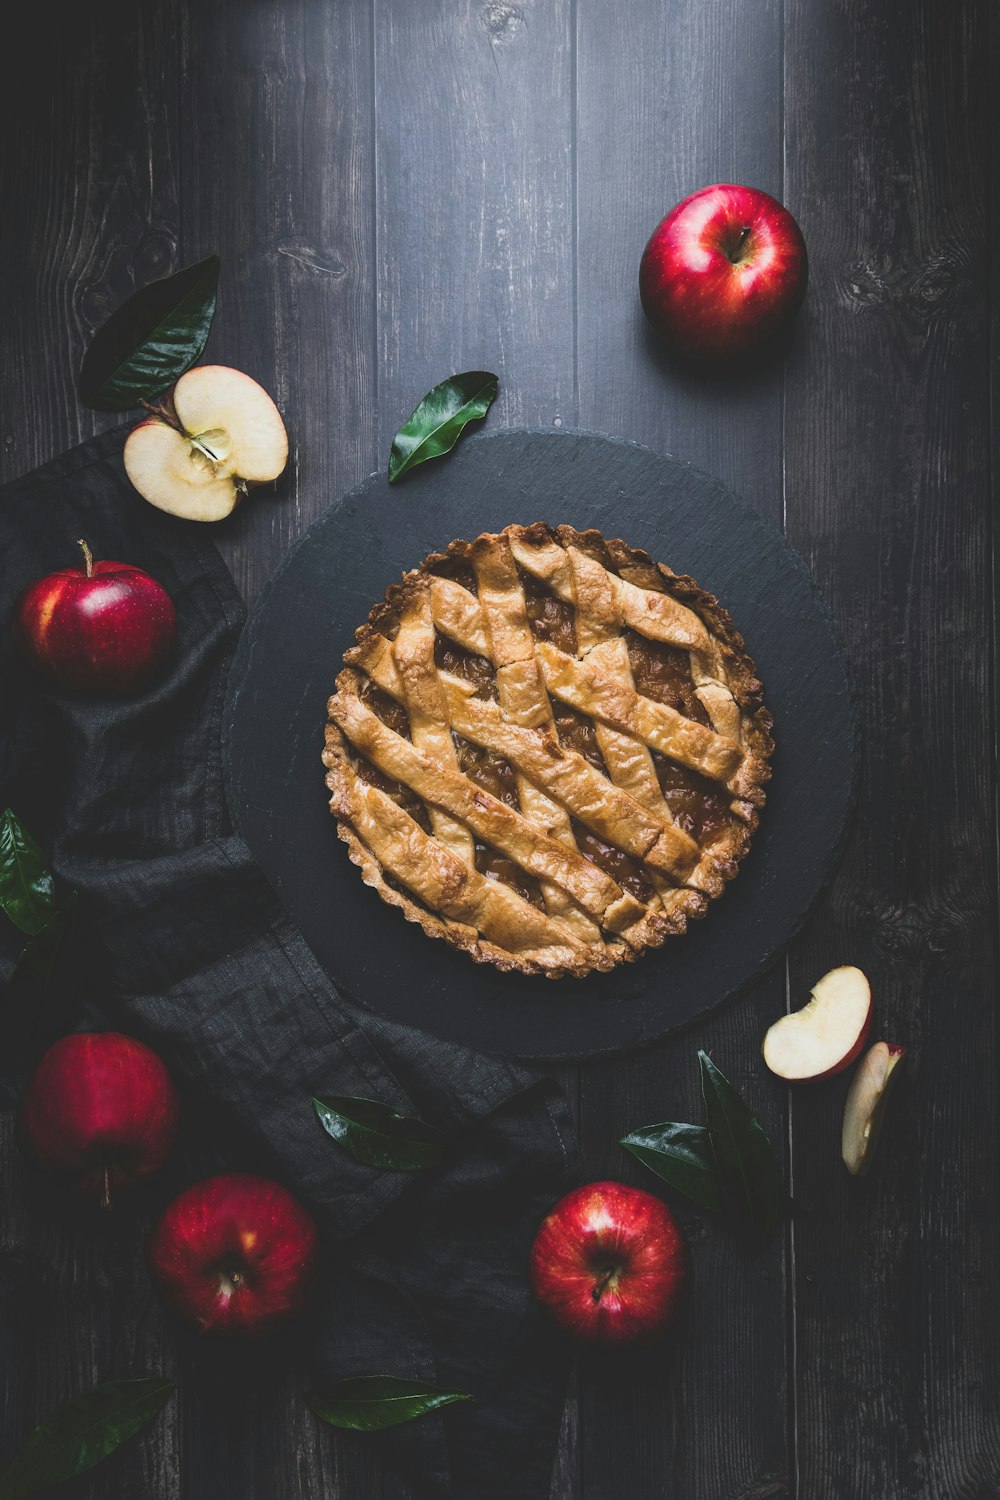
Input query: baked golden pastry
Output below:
<box><xmin>323</xmin><ymin>524</ymin><xmax>773</xmax><ymax>978</ymax></box>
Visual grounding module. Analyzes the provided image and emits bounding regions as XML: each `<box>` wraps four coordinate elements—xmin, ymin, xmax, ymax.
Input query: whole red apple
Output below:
<box><xmin>148</xmin><ymin>1173</ymin><xmax>320</xmax><ymax>1335</ymax></box>
<box><xmin>22</xmin><ymin>1031</ymin><xmax>179</xmax><ymax>1207</ymax></box>
<box><xmin>529</xmin><ymin>1180</ymin><xmax>686</xmax><ymax>1346</ymax></box>
<box><xmin>639</xmin><ymin>183</ymin><xmax>808</xmax><ymax>360</ymax></box>
<box><xmin>13</xmin><ymin>539</ymin><xmax>176</xmax><ymax>694</ymax></box>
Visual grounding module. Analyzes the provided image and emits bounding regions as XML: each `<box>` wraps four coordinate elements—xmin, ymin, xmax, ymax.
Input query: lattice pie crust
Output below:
<box><xmin>323</xmin><ymin>524</ymin><xmax>773</xmax><ymax>978</ymax></box>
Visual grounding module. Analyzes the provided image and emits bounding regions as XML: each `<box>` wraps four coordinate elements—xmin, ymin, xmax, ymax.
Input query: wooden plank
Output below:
<box><xmin>372</xmin><ymin>0</ymin><xmax>575</xmax><ymax>457</ymax></box>
<box><xmin>574</xmin><ymin>0</ymin><xmax>791</xmax><ymax>1495</ymax></box>
<box><xmin>372</xmin><ymin>5</ymin><xmax>575</xmax><ymax>1495</ymax></box>
<box><xmin>575</xmin><ymin>0</ymin><xmax>786</xmax><ymax>507</ymax></box>
<box><xmin>0</xmin><ymin>1124</ymin><xmax>183</xmax><ymax>1500</ymax></box>
<box><xmin>178</xmin><ymin>0</ymin><xmax>376</xmax><ymax>607</ymax></box>
<box><xmin>0</xmin><ymin>1</ymin><xmax>180</xmax><ymax>479</ymax></box>
<box><xmin>783</xmin><ymin>0</ymin><xmax>1000</xmax><ymax>1494</ymax></box>
<box><xmin>0</xmin><ymin>6</ymin><xmax>184</xmax><ymax>1499</ymax></box>
<box><xmin>175</xmin><ymin>2</ymin><xmax>379</xmax><ymax>1495</ymax></box>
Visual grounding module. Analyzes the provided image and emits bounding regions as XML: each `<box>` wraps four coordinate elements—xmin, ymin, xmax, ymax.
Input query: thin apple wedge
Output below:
<box><xmin>123</xmin><ymin>365</ymin><xmax>288</xmax><ymax>521</ymax></box>
<box><xmin>842</xmin><ymin>1043</ymin><xmax>906</xmax><ymax>1176</ymax></box>
<box><xmin>762</xmin><ymin>966</ymin><xmax>872</xmax><ymax>1082</ymax></box>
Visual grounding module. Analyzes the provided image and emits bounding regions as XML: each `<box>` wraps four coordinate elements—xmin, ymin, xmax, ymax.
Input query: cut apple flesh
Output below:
<box><xmin>122</xmin><ymin>364</ymin><xmax>288</xmax><ymax>522</ymax></box>
<box><xmin>842</xmin><ymin>1042</ymin><xmax>906</xmax><ymax>1175</ymax></box>
<box><xmin>762</xmin><ymin>965</ymin><xmax>872</xmax><ymax>1082</ymax></box>
<box><xmin>123</xmin><ymin>421</ymin><xmax>243</xmax><ymax>521</ymax></box>
<box><xmin>172</xmin><ymin>365</ymin><xmax>288</xmax><ymax>483</ymax></box>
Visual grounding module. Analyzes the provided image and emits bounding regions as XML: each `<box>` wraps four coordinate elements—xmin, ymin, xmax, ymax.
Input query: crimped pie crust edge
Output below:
<box><xmin>322</xmin><ymin>522</ymin><xmax>774</xmax><ymax>980</ymax></box>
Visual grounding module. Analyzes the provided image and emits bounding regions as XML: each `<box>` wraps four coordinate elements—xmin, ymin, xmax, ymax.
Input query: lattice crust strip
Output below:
<box><xmin>323</xmin><ymin>523</ymin><xmax>773</xmax><ymax>979</ymax></box>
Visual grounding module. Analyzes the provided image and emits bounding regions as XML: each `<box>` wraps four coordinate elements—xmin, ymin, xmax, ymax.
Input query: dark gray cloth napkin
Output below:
<box><xmin>0</xmin><ymin>429</ymin><xmax>577</xmax><ymax>1499</ymax></box>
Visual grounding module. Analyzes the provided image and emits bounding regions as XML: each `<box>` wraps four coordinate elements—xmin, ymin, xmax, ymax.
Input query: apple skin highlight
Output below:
<box><xmin>148</xmin><ymin>1173</ymin><xmax>320</xmax><ymax>1336</ymax></box>
<box><xmin>14</xmin><ymin>543</ymin><xmax>176</xmax><ymax>695</ymax></box>
<box><xmin>530</xmin><ymin>1180</ymin><xmax>686</xmax><ymax>1346</ymax></box>
<box><xmin>640</xmin><ymin>183</ymin><xmax>808</xmax><ymax>360</ymax></box>
<box><xmin>22</xmin><ymin>1032</ymin><xmax>179</xmax><ymax>1205</ymax></box>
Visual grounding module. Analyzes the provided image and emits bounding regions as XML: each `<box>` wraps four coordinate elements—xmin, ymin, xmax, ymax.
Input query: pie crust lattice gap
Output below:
<box><xmin>323</xmin><ymin>523</ymin><xmax>774</xmax><ymax>979</ymax></box>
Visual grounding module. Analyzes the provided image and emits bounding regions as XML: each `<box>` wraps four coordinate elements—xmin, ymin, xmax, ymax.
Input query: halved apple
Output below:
<box><xmin>123</xmin><ymin>365</ymin><xmax>288</xmax><ymax>521</ymax></box>
<box><xmin>762</xmin><ymin>966</ymin><xmax>872</xmax><ymax>1082</ymax></box>
<box><xmin>841</xmin><ymin>1042</ymin><xmax>906</xmax><ymax>1176</ymax></box>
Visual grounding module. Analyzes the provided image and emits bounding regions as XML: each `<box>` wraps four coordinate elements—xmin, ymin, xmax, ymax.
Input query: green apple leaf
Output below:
<box><xmin>619</xmin><ymin>1121</ymin><xmax>723</xmax><ymax>1213</ymax></box>
<box><xmin>388</xmin><ymin>371</ymin><xmax>498</xmax><ymax>483</ymax></box>
<box><xmin>78</xmin><ymin>254</ymin><xmax>220</xmax><ymax>412</ymax></box>
<box><xmin>0</xmin><ymin>1378</ymin><xmax>175</xmax><ymax>1500</ymax></box>
<box><xmin>11</xmin><ymin>893</ymin><xmax>77</xmax><ymax>986</ymax></box>
<box><xmin>0</xmin><ymin>808</ymin><xmax>56</xmax><ymax>937</ymax></box>
<box><xmin>312</xmin><ymin>1095</ymin><xmax>448</xmax><ymax>1171</ymax></box>
<box><xmin>306</xmin><ymin>1377</ymin><xmax>470</xmax><ymax>1432</ymax></box>
<box><xmin>698</xmin><ymin>1050</ymin><xmax>784</xmax><ymax>1241</ymax></box>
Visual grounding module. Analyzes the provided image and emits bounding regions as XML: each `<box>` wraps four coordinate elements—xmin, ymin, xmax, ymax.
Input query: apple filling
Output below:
<box><xmin>344</xmin><ymin>555</ymin><xmax>739</xmax><ymax>918</ymax></box>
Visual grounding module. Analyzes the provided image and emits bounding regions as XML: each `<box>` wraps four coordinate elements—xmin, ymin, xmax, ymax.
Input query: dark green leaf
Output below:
<box><xmin>0</xmin><ymin>809</ymin><xmax>55</xmax><ymax>937</ymax></box>
<box><xmin>698</xmin><ymin>1051</ymin><xmax>784</xmax><ymax>1241</ymax></box>
<box><xmin>620</xmin><ymin>1121</ymin><xmax>723</xmax><ymax>1213</ymax></box>
<box><xmin>306</xmin><ymin>1377</ymin><xmax>470</xmax><ymax>1432</ymax></box>
<box><xmin>312</xmin><ymin>1095</ymin><xmax>448</xmax><ymax>1171</ymax></box>
<box><xmin>388</xmin><ymin>371</ymin><xmax>498</xmax><ymax>483</ymax></box>
<box><xmin>12</xmin><ymin>893</ymin><xmax>77</xmax><ymax>986</ymax></box>
<box><xmin>0</xmin><ymin>1378</ymin><xmax>174</xmax><ymax>1500</ymax></box>
<box><xmin>78</xmin><ymin>255</ymin><xmax>220</xmax><ymax>411</ymax></box>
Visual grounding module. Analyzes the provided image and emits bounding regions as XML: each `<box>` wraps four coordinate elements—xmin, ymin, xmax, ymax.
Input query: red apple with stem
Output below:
<box><xmin>529</xmin><ymin>1180</ymin><xmax>686</xmax><ymax>1346</ymax></box>
<box><xmin>148</xmin><ymin>1173</ymin><xmax>320</xmax><ymax>1335</ymax></box>
<box><xmin>14</xmin><ymin>540</ymin><xmax>176</xmax><ymax>694</ymax></box>
<box><xmin>640</xmin><ymin>183</ymin><xmax>808</xmax><ymax>360</ymax></box>
<box><xmin>22</xmin><ymin>1032</ymin><xmax>179</xmax><ymax>1208</ymax></box>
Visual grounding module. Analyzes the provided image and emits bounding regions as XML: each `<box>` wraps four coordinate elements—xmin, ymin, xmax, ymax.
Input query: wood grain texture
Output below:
<box><xmin>371</xmin><ymin>12</ymin><xmax>581</xmax><ymax>1479</ymax></box>
<box><xmin>178</xmin><ymin>0</ymin><xmax>377</xmax><ymax>607</ymax></box>
<box><xmin>574</xmin><ymin>0</ymin><xmax>790</xmax><ymax>1493</ymax></box>
<box><xmin>0</xmin><ymin>6</ymin><xmax>184</xmax><ymax>1498</ymax></box>
<box><xmin>373</xmin><ymin>0</ymin><xmax>575</xmax><ymax>450</ymax></box>
<box><xmin>783</xmin><ymin>0</ymin><xmax>999</xmax><ymax>1494</ymax></box>
<box><xmin>0</xmin><ymin>1123</ymin><xmax>182</xmax><ymax>1500</ymax></box>
<box><xmin>0</xmin><ymin>0</ymin><xmax>181</xmax><ymax>478</ymax></box>
<box><xmin>0</xmin><ymin>0</ymin><xmax>996</xmax><ymax>1496</ymax></box>
<box><xmin>175</xmin><ymin>5</ymin><xmax>383</xmax><ymax>1493</ymax></box>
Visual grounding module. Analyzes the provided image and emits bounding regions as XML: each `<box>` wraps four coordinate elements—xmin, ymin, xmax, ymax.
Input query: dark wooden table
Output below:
<box><xmin>2</xmin><ymin>1</ymin><xmax>996</xmax><ymax>1496</ymax></box>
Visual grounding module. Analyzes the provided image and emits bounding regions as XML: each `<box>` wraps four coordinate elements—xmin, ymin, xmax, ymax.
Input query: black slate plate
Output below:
<box><xmin>223</xmin><ymin>429</ymin><xmax>857</xmax><ymax>1061</ymax></box>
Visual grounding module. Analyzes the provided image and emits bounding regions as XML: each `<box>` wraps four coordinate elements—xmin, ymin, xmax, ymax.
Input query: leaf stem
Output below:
<box><xmin>76</xmin><ymin>539</ymin><xmax>94</xmax><ymax>579</ymax></box>
<box><xmin>99</xmin><ymin>1165</ymin><xmax>111</xmax><ymax>1211</ymax></box>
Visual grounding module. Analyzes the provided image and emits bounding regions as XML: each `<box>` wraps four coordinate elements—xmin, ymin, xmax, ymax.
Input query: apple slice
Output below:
<box><xmin>123</xmin><ymin>365</ymin><xmax>288</xmax><ymax>521</ymax></box>
<box><xmin>762</xmin><ymin>965</ymin><xmax>872</xmax><ymax>1082</ymax></box>
<box><xmin>842</xmin><ymin>1042</ymin><xmax>906</xmax><ymax>1176</ymax></box>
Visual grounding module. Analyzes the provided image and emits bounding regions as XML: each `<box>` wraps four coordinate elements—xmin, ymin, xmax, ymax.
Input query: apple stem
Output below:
<box><xmin>591</xmin><ymin>1267</ymin><xmax>617</xmax><ymax>1303</ymax></box>
<box><xmin>218</xmin><ymin>1266</ymin><xmax>245</xmax><ymax>1297</ymax></box>
<box><xmin>76</xmin><ymin>539</ymin><xmax>94</xmax><ymax>578</ymax></box>
<box><xmin>727</xmin><ymin>225</ymin><xmax>753</xmax><ymax>265</ymax></box>
<box><xmin>99</xmin><ymin>1164</ymin><xmax>111</xmax><ymax>1211</ymax></box>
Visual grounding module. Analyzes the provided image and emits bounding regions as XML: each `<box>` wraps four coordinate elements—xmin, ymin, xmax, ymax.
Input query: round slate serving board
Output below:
<box><xmin>223</xmin><ymin>429</ymin><xmax>857</xmax><ymax>1061</ymax></box>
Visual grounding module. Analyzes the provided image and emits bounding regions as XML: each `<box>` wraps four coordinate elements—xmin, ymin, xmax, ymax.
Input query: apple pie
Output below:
<box><xmin>323</xmin><ymin>524</ymin><xmax>773</xmax><ymax>978</ymax></box>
